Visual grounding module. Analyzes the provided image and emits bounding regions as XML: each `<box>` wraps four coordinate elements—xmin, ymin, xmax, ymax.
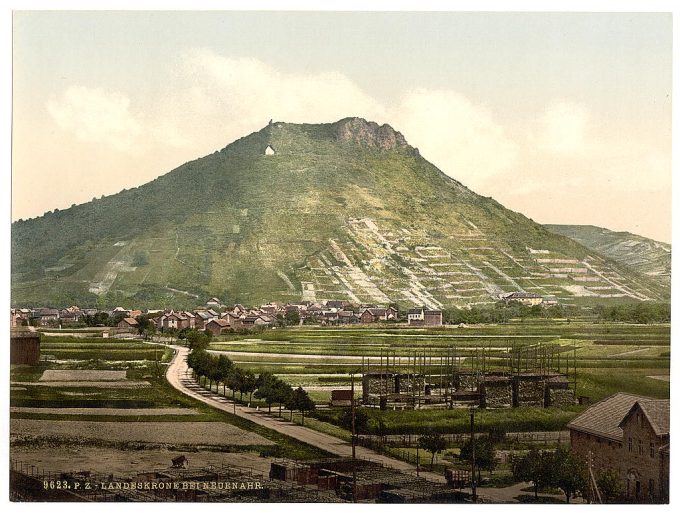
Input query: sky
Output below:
<box><xmin>11</xmin><ymin>10</ymin><xmax>673</xmax><ymax>242</ymax></box>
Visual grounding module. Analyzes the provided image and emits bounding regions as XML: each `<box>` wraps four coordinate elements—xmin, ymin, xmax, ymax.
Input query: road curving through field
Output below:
<box><xmin>164</xmin><ymin>345</ymin><xmax>446</xmax><ymax>482</ymax></box>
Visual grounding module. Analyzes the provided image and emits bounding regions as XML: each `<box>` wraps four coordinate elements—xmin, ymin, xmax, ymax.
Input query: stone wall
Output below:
<box><xmin>514</xmin><ymin>376</ymin><xmax>545</xmax><ymax>407</ymax></box>
<box><xmin>480</xmin><ymin>380</ymin><xmax>512</xmax><ymax>408</ymax></box>
<box><xmin>394</xmin><ymin>374</ymin><xmax>425</xmax><ymax>394</ymax></box>
<box><xmin>547</xmin><ymin>388</ymin><xmax>575</xmax><ymax>408</ymax></box>
<box><xmin>362</xmin><ymin>374</ymin><xmax>395</xmax><ymax>400</ymax></box>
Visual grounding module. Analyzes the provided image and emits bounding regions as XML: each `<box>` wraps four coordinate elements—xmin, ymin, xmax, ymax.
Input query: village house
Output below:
<box><xmin>242</xmin><ymin>314</ymin><xmax>272</xmax><ymax>327</ymax></box>
<box><xmin>337</xmin><ymin>310</ymin><xmax>357</xmax><ymax>324</ymax></box>
<box><xmin>326</xmin><ymin>300</ymin><xmax>349</xmax><ymax>310</ymax></box>
<box><xmin>502</xmin><ymin>292</ymin><xmax>543</xmax><ymax>306</ymax></box>
<box><xmin>117</xmin><ymin>317</ymin><xmax>139</xmax><ymax>332</ymax></box>
<box><xmin>305</xmin><ymin>304</ymin><xmax>324</xmax><ymax>318</ymax></box>
<box><xmin>183</xmin><ymin>311</ymin><xmax>196</xmax><ymax>329</ymax></box>
<box><xmin>157</xmin><ymin>311</ymin><xmax>193</xmax><ymax>331</ymax></box>
<box><xmin>226</xmin><ymin>313</ymin><xmax>243</xmax><ymax>330</ymax></box>
<box><xmin>11</xmin><ymin>308</ymin><xmax>31</xmax><ymax>327</ymax></box>
<box><xmin>110</xmin><ymin>306</ymin><xmax>130</xmax><ymax>318</ymax></box>
<box><xmin>231</xmin><ymin>304</ymin><xmax>247</xmax><ymax>317</ymax></box>
<box><xmin>359</xmin><ymin>307</ymin><xmax>398</xmax><ymax>324</ymax></box>
<box><xmin>33</xmin><ymin>308</ymin><xmax>59</xmax><ymax>326</ymax></box>
<box><xmin>59</xmin><ymin>306</ymin><xmax>83</xmax><ymax>324</ymax></box>
<box><xmin>567</xmin><ymin>392</ymin><xmax>670</xmax><ymax>503</ymax></box>
<box><xmin>193</xmin><ymin>310</ymin><xmax>217</xmax><ymax>330</ymax></box>
<box><xmin>406</xmin><ymin>308</ymin><xmax>442</xmax><ymax>326</ymax></box>
<box><xmin>259</xmin><ymin>303</ymin><xmax>281</xmax><ymax>316</ymax></box>
<box><xmin>205</xmin><ymin>318</ymin><xmax>229</xmax><ymax>336</ymax></box>
<box><xmin>206</xmin><ymin>297</ymin><xmax>224</xmax><ymax>308</ymax></box>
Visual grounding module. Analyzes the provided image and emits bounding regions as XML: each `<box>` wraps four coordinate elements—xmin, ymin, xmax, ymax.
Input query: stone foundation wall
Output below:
<box><xmin>547</xmin><ymin>388</ymin><xmax>575</xmax><ymax>407</ymax></box>
<box><xmin>482</xmin><ymin>383</ymin><xmax>513</xmax><ymax>408</ymax></box>
<box><xmin>516</xmin><ymin>378</ymin><xmax>545</xmax><ymax>407</ymax></box>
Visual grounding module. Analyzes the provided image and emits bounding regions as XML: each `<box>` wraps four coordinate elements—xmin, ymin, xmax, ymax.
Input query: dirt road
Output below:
<box><xmin>165</xmin><ymin>346</ymin><xmax>574</xmax><ymax>503</ymax></box>
<box><xmin>165</xmin><ymin>346</ymin><xmax>445</xmax><ymax>483</ymax></box>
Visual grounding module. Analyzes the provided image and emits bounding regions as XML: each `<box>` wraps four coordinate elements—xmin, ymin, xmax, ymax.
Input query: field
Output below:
<box><xmin>201</xmin><ymin>321</ymin><xmax>670</xmax><ymax>445</ymax></box>
<box><xmin>10</xmin><ymin>320</ymin><xmax>670</xmax><ymax>484</ymax></box>
<box><xmin>207</xmin><ymin>321</ymin><xmax>670</xmax><ymax>404</ymax></box>
<box><xmin>9</xmin><ymin>334</ymin><xmax>331</xmax><ymax>479</ymax></box>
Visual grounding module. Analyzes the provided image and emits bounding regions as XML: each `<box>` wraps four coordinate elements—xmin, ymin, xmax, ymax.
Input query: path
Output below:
<box><xmin>164</xmin><ymin>346</ymin><xmax>571</xmax><ymax>503</ymax></box>
<box><xmin>608</xmin><ymin>347</ymin><xmax>649</xmax><ymax>358</ymax></box>
<box><xmin>165</xmin><ymin>346</ymin><xmax>444</xmax><ymax>483</ymax></box>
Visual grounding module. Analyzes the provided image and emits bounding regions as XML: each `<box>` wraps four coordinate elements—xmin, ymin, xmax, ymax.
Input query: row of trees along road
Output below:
<box><xmin>186</xmin><ymin>341</ymin><xmax>315</xmax><ymax>424</ymax></box>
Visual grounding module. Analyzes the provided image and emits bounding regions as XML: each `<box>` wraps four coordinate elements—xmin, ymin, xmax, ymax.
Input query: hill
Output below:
<box><xmin>545</xmin><ymin>224</ymin><xmax>671</xmax><ymax>286</ymax></box>
<box><xmin>11</xmin><ymin>118</ymin><xmax>669</xmax><ymax>308</ymax></box>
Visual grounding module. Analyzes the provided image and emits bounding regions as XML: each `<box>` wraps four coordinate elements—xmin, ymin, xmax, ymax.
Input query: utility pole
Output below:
<box><xmin>470</xmin><ymin>408</ymin><xmax>477</xmax><ymax>503</ymax></box>
<box><xmin>588</xmin><ymin>450</ymin><xmax>602</xmax><ymax>504</ymax></box>
<box><xmin>416</xmin><ymin>439</ymin><xmax>420</xmax><ymax>476</ymax></box>
<box><xmin>351</xmin><ymin>372</ymin><xmax>357</xmax><ymax>503</ymax></box>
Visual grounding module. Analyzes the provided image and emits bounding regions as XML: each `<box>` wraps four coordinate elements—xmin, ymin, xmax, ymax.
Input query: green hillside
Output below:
<box><xmin>11</xmin><ymin>118</ymin><xmax>669</xmax><ymax>308</ymax></box>
<box><xmin>545</xmin><ymin>224</ymin><xmax>671</xmax><ymax>286</ymax></box>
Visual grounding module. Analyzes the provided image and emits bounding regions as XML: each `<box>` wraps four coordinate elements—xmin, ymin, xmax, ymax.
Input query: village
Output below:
<box><xmin>9</xmin><ymin>291</ymin><xmax>558</xmax><ymax>335</ymax></box>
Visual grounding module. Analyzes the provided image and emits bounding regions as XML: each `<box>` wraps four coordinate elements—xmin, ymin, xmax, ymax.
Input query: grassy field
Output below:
<box><xmin>203</xmin><ymin>321</ymin><xmax>670</xmax><ymax>442</ymax></box>
<box><xmin>12</xmin><ymin>321</ymin><xmax>670</xmax><ymax>475</ymax></box>
<box><xmin>10</xmin><ymin>336</ymin><xmax>331</xmax><ymax>462</ymax></box>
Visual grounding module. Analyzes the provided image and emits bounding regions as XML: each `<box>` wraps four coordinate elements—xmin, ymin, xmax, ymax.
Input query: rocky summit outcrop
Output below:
<box><xmin>335</xmin><ymin>117</ymin><xmax>408</xmax><ymax>150</ymax></box>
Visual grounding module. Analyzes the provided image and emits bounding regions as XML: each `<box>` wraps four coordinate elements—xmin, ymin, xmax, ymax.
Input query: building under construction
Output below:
<box><xmin>360</xmin><ymin>343</ymin><xmax>577</xmax><ymax>409</ymax></box>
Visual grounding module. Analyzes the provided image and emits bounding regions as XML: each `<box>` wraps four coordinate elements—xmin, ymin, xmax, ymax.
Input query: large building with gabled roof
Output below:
<box><xmin>567</xmin><ymin>392</ymin><xmax>669</xmax><ymax>503</ymax></box>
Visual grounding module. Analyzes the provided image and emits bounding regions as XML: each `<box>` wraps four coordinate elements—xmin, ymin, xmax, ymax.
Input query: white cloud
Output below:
<box><xmin>164</xmin><ymin>50</ymin><xmax>517</xmax><ymax>190</ymax></box>
<box><xmin>177</xmin><ymin>49</ymin><xmax>386</xmax><ymax>135</ymax></box>
<box><xmin>46</xmin><ymin>86</ymin><xmax>143</xmax><ymax>152</ymax></box>
<box><xmin>532</xmin><ymin>100</ymin><xmax>592</xmax><ymax>154</ymax></box>
<box><xmin>390</xmin><ymin>89</ymin><xmax>518</xmax><ymax>187</ymax></box>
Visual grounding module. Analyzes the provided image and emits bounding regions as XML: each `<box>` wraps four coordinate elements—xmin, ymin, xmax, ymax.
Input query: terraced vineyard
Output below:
<box><xmin>295</xmin><ymin>217</ymin><xmax>665</xmax><ymax>309</ymax></box>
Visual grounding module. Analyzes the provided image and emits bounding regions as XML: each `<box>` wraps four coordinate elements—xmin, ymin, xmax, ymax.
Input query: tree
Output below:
<box><xmin>214</xmin><ymin>355</ymin><xmax>233</xmax><ymax>395</ymax></box>
<box><xmin>225</xmin><ymin>367</ymin><xmax>245</xmax><ymax>399</ymax></box>
<box><xmin>254</xmin><ymin>372</ymin><xmax>279</xmax><ymax>413</ymax></box>
<box><xmin>239</xmin><ymin>370</ymin><xmax>257</xmax><ymax>403</ymax></box>
<box><xmin>340</xmin><ymin>408</ymin><xmax>368</xmax><ymax>434</ymax></box>
<box><xmin>284</xmin><ymin>309</ymin><xmax>300</xmax><ymax>326</ymax></box>
<box><xmin>273</xmin><ymin>381</ymin><xmax>293</xmax><ymax>417</ymax></box>
<box><xmin>187</xmin><ymin>349</ymin><xmax>212</xmax><ymax>385</ymax></box>
<box><xmin>460</xmin><ymin>435</ymin><xmax>497</xmax><ymax>480</ymax></box>
<box><xmin>553</xmin><ymin>447</ymin><xmax>588</xmax><ymax>503</ymax></box>
<box><xmin>203</xmin><ymin>355</ymin><xmax>219</xmax><ymax>389</ymax></box>
<box><xmin>135</xmin><ymin>314</ymin><xmax>152</xmax><ymax>336</ymax></box>
<box><xmin>419</xmin><ymin>432</ymin><xmax>448</xmax><ymax>469</ymax></box>
<box><xmin>187</xmin><ymin>330</ymin><xmax>210</xmax><ymax>351</ymax></box>
<box><xmin>286</xmin><ymin>386</ymin><xmax>315</xmax><ymax>424</ymax></box>
<box><xmin>597</xmin><ymin>469</ymin><xmax>625</xmax><ymax>503</ymax></box>
<box><xmin>512</xmin><ymin>449</ymin><xmax>555</xmax><ymax>499</ymax></box>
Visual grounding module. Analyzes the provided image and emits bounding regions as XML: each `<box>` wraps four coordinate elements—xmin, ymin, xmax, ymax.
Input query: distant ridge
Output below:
<box><xmin>545</xmin><ymin>224</ymin><xmax>671</xmax><ymax>286</ymax></box>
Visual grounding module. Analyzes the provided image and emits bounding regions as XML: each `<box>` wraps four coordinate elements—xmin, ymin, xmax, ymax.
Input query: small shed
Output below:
<box><xmin>264</xmin><ymin>145</ymin><xmax>276</xmax><ymax>155</ymax></box>
<box><xmin>331</xmin><ymin>389</ymin><xmax>354</xmax><ymax>407</ymax></box>
<box><xmin>10</xmin><ymin>329</ymin><xmax>41</xmax><ymax>365</ymax></box>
